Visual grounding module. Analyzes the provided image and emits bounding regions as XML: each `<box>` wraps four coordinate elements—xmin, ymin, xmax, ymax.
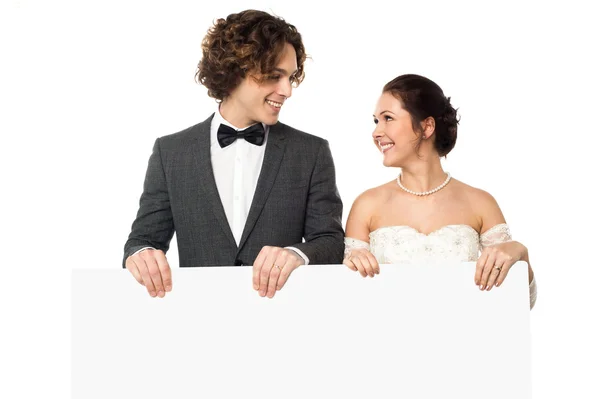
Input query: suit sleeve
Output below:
<box><xmin>122</xmin><ymin>138</ymin><xmax>175</xmax><ymax>267</ymax></box>
<box><xmin>291</xmin><ymin>140</ymin><xmax>345</xmax><ymax>264</ymax></box>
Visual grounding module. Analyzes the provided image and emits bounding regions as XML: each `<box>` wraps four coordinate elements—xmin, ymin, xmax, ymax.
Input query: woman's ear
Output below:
<box><xmin>421</xmin><ymin>116</ymin><xmax>435</xmax><ymax>139</ymax></box>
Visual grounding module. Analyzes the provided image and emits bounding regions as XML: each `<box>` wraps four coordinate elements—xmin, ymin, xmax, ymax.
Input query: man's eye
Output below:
<box><xmin>373</xmin><ymin>119</ymin><xmax>379</xmax><ymax>124</ymax></box>
<box><xmin>268</xmin><ymin>75</ymin><xmax>281</xmax><ymax>80</ymax></box>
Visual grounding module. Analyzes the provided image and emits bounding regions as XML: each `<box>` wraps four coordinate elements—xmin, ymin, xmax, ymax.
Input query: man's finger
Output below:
<box><xmin>275</xmin><ymin>251</ymin><xmax>300</xmax><ymax>292</ymax></box>
<box><xmin>155</xmin><ymin>251</ymin><xmax>172</xmax><ymax>293</ymax></box>
<box><xmin>252</xmin><ymin>247</ymin><xmax>269</xmax><ymax>290</ymax></box>
<box><xmin>267</xmin><ymin>250</ymin><xmax>295</xmax><ymax>297</ymax></box>
<box><xmin>259</xmin><ymin>250</ymin><xmax>278</xmax><ymax>297</ymax></box>
<box><xmin>135</xmin><ymin>259</ymin><xmax>157</xmax><ymax>297</ymax></box>
<box><xmin>142</xmin><ymin>252</ymin><xmax>166</xmax><ymax>297</ymax></box>
<box><xmin>266</xmin><ymin>264</ymin><xmax>281</xmax><ymax>298</ymax></box>
<box><xmin>276</xmin><ymin>262</ymin><xmax>295</xmax><ymax>291</ymax></box>
<box><xmin>126</xmin><ymin>258</ymin><xmax>144</xmax><ymax>285</ymax></box>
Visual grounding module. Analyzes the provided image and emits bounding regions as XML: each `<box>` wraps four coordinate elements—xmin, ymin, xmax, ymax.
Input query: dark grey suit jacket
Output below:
<box><xmin>123</xmin><ymin>114</ymin><xmax>344</xmax><ymax>267</ymax></box>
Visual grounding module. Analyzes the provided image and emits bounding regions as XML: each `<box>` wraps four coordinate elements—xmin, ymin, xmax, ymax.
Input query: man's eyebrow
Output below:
<box><xmin>273</xmin><ymin>67</ymin><xmax>298</xmax><ymax>75</ymax></box>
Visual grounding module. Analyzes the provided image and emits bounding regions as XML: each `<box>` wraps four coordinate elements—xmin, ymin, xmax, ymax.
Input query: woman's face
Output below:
<box><xmin>372</xmin><ymin>92</ymin><xmax>421</xmax><ymax>167</ymax></box>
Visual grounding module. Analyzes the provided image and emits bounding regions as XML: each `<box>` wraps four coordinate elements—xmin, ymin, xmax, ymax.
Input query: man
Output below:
<box><xmin>123</xmin><ymin>10</ymin><xmax>344</xmax><ymax>299</ymax></box>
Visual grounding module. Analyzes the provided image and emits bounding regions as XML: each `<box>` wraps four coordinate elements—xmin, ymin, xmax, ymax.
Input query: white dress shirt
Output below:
<box><xmin>133</xmin><ymin>108</ymin><xmax>309</xmax><ymax>265</ymax></box>
<box><xmin>210</xmin><ymin>110</ymin><xmax>266</xmax><ymax>246</ymax></box>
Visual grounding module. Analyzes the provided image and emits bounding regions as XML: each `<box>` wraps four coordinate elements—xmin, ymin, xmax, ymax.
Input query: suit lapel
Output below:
<box><xmin>238</xmin><ymin>122</ymin><xmax>286</xmax><ymax>250</ymax></box>
<box><xmin>192</xmin><ymin>114</ymin><xmax>237</xmax><ymax>247</ymax></box>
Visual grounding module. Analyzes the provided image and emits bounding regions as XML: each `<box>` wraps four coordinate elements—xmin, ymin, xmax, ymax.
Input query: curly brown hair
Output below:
<box><xmin>195</xmin><ymin>10</ymin><xmax>307</xmax><ymax>101</ymax></box>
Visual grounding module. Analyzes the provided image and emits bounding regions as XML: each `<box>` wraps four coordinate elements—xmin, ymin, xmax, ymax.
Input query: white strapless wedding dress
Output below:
<box><xmin>345</xmin><ymin>223</ymin><xmax>537</xmax><ymax>309</ymax></box>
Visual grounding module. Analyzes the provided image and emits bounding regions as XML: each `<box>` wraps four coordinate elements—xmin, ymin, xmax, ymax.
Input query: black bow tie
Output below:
<box><xmin>217</xmin><ymin>123</ymin><xmax>265</xmax><ymax>148</ymax></box>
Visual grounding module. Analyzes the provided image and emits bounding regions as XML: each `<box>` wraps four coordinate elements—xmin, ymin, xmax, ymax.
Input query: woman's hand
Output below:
<box><xmin>475</xmin><ymin>241</ymin><xmax>529</xmax><ymax>290</ymax></box>
<box><xmin>343</xmin><ymin>248</ymin><xmax>380</xmax><ymax>278</ymax></box>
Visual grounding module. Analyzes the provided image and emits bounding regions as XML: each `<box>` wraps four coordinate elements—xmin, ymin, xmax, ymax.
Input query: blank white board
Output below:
<box><xmin>72</xmin><ymin>262</ymin><xmax>531</xmax><ymax>398</ymax></box>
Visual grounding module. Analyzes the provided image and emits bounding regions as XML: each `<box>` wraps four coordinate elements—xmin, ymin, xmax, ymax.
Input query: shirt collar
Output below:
<box><xmin>210</xmin><ymin>105</ymin><xmax>269</xmax><ymax>147</ymax></box>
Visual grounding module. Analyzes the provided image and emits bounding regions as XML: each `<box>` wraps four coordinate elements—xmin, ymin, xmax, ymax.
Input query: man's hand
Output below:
<box><xmin>125</xmin><ymin>249</ymin><xmax>172</xmax><ymax>298</ymax></box>
<box><xmin>252</xmin><ymin>247</ymin><xmax>304</xmax><ymax>298</ymax></box>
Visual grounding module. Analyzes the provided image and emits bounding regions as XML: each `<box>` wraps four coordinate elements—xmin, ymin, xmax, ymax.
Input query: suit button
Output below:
<box><xmin>234</xmin><ymin>259</ymin><xmax>243</xmax><ymax>266</ymax></box>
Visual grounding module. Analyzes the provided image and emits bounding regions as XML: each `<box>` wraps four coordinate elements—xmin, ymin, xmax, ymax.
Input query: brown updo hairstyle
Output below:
<box><xmin>195</xmin><ymin>9</ymin><xmax>307</xmax><ymax>101</ymax></box>
<box><xmin>383</xmin><ymin>74</ymin><xmax>459</xmax><ymax>157</ymax></box>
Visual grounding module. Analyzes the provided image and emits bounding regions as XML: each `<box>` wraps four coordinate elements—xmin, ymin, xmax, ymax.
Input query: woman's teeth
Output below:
<box><xmin>381</xmin><ymin>143</ymin><xmax>394</xmax><ymax>152</ymax></box>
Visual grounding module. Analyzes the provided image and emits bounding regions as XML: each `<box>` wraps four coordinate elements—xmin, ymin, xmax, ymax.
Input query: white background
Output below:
<box><xmin>1</xmin><ymin>0</ymin><xmax>598</xmax><ymax>398</ymax></box>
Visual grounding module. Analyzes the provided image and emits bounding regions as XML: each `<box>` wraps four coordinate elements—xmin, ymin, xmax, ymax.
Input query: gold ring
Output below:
<box><xmin>273</xmin><ymin>264</ymin><xmax>281</xmax><ymax>270</ymax></box>
<box><xmin>494</xmin><ymin>265</ymin><xmax>502</xmax><ymax>271</ymax></box>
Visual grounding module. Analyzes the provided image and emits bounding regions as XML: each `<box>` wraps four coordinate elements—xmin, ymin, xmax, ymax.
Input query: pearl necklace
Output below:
<box><xmin>396</xmin><ymin>172</ymin><xmax>452</xmax><ymax>196</ymax></box>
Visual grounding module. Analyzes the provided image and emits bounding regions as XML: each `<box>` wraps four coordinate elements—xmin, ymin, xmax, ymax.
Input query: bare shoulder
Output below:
<box><xmin>455</xmin><ymin>180</ymin><xmax>498</xmax><ymax>206</ymax></box>
<box><xmin>453</xmin><ymin>179</ymin><xmax>505</xmax><ymax>230</ymax></box>
<box><xmin>351</xmin><ymin>180</ymin><xmax>396</xmax><ymax>210</ymax></box>
<box><xmin>346</xmin><ymin>180</ymin><xmax>396</xmax><ymax>240</ymax></box>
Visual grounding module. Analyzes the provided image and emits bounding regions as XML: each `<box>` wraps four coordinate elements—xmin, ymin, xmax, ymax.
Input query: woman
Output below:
<box><xmin>343</xmin><ymin>74</ymin><xmax>537</xmax><ymax>309</ymax></box>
